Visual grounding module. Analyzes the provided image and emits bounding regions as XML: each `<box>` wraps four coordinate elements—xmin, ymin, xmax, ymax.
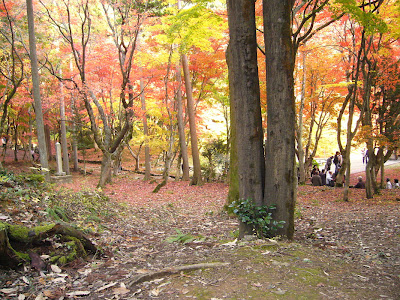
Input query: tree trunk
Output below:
<box><xmin>13</xmin><ymin>124</ymin><xmax>18</xmax><ymax>162</ymax></box>
<box><xmin>60</xmin><ymin>77</ymin><xmax>70</xmax><ymax>175</ymax></box>
<box><xmin>263</xmin><ymin>0</ymin><xmax>296</xmax><ymax>239</ymax></box>
<box><xmin>176</xmin><ymin>63</ymin><xmax>190</xmax><ymax>181</ymax></box>
<box><xmin>45</xmin><ymin>125</ymin><xmax>52</xmax><ymax>161</ymax></box>
<box><xmin>28</xmin><ymin>108</ymin><xmax>34</xmax><ymax>162</ymax></box>
<box><xmin>297</xmin><ymin>49</ymin><xmax>307</xmax><ymax>185</ymax></box>
<box><xmin>71</xmin><ymin>97</ymin><xmax>79</xmax><ymax>171</ymax></box>
<box><xmin>226</xmin><ymin>44</ymin><xmax>239</xmax><ymax>206</ymax></box>
<box><xmin>181</xmin><ymin>54</ymin><xmax>202</xmax><ymax>185</ymax></box>
<box><xmin>140</xmin><ymin>78</ymin><xmax>151</xmax><ymax>180</ymax></box>
<box><xmin>26</xmin><ymin>0</ymin><xmax>49</xmax><ymax>178</ymax></box>
<box><xmin>342</xmin><ymin>151</ymin><xmax>351</xmax><ymax>201</ymax></box>
<box><xmin>227</xmin><ymin>0</ymin><xmax>265</xmax><ymax>237</ymax></box>
<box><xmin>98</xmin><ymin>153</ymin><xmax>112</xmax><ymax>187</ymax></box>
<box><xmin>365</xmin><ymin>155</ymin><xmax>375</xmax><ymax>199</ymax></box>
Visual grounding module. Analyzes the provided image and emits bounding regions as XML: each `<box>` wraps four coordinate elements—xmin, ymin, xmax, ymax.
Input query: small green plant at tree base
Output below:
<box><xmin>229</xmin><ymin>199</ymin><xmax>285</xmax><ymax>238</ymax></box>
<box><xmin>165</xmin><ymin>229</ymin><xmax>204</xmax><ymax>244</ymax></box>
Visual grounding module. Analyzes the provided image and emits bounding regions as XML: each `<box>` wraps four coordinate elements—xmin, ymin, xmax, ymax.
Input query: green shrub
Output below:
<box><xmin>229</xmin><ymin>199</ymin><xmax>285</xmax><ymax>238</ymax></box>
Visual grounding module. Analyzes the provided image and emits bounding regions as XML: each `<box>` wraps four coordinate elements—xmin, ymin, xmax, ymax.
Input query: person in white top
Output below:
<box><xmin>386</xmin><ymin>178</ymin><xmax>393</xmax><ymax>189</ymax></box>
<box><xmin>326</xmin><ymin>171</ymin><xmax>333</xmax><ymax>187</ymax></box>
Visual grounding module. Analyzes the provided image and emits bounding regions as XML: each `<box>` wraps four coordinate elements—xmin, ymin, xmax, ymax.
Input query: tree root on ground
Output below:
<box><xmin>0</xmin><ymin>222</ymin><xmax>97</xmax><ymax>269</ymax></box>
<box><xmin>127</xmin><ymin>262</ymin><xmax>230</xmax><ymax>287</ymax></box>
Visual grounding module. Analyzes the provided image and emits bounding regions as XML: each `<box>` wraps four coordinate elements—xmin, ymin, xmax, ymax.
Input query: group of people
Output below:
<box><xmin>354</xmin><ymin>177</ymin><xmax>400</xmax><ymax>189</ymax></box>
<box><xmin>310</xmin><ymin>149</ymin><xmax>400</xmax><ymax>189</ymax></box>
<box><xmin>386</xmin><ymin>178</ymin><xmax>400</xmax><ymax>189</ymax></box>
<box><xmin>310</xmin><ymin>151</ymin><xmax>343</xmax><ymax>187</ymax></box>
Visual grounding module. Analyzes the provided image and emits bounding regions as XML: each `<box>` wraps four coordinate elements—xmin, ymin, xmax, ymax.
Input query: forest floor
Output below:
<box><xmin>0</xmin><ymin>150</ymin><xmax>399</xmax><ymax>299</ymax></box>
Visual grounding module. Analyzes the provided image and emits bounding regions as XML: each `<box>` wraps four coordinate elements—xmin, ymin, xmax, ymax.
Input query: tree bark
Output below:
<box><xmin>140</xmin><ymin>78</ymin><xmax>151</xmax><ymax>180</ymax></box>
<box><xmin>98</xmin><ymin>153</ymin><xmax>112</xmax><ymax>187</ymax></box>
<box><xmin>26</xmin><ymin>0</ymin><xmax>49</xmax><ymax>178</ymax></box>
<box><xmin>181</xmin><ymin>54</ymin><xmax>202</xmax><ymax>185</ymax></box>
<box><xmin>226</xmin><ymin>44</ymin><xmax>239</xmax><ymax>206</ymax></box>
<box><xmin>227</xmin><ymin>0</ymin><xmax>265</xmax><ymax>237</ymax></box>
<box><xmin>263</xmin><ymin>0</ymin><xmax>296</xmax><ymax>239</ymax></box>
<box><xmin>0</xmin><ymin>222</ymin><xmax>97</xmax><ymax>269</ymax></box>
<box><xmin>176</xmin><ymin>63</ymin><xmax>190</xmax><ymax>181</ymax></box>
<box><xmin>60</xmin><ymin>76</ymin><xmax>70</xmax><ymax>175</ymax></box>
<box><xmin>297</xmin><ymin>49</ymin><xmax>307</xmax><ymax>184</ymax></box>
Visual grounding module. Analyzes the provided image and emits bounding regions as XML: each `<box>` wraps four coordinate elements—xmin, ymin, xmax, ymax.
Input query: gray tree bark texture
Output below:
<box><xmin>26</xmin><ymin>0</ymin><xmax>49</xmax><ymax>177</ymax></box>
<box><xmin>181</xmin><ymin>54</ymin><xmax>202</xmax><ymax>185</ymax></box>
<box><xmin>140</xmin><ymin>78</ymin><xmax>152</xmax><ymax>180</ymax></box>
<box><xmin>227</xmin><ymin>0</ymin><xmax>265</xmax><ymax>237</ymax></box>
<box><xmin>263</xmin><ymin>0</ymin><xmax>296</xmax><ymax>239</ymax></box>
<box><xmin>176</xmin><ymin>63</ymin><xmax>190</xmax><ymax>181</ymax></box>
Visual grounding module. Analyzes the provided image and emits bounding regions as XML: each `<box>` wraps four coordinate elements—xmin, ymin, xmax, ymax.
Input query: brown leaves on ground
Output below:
<box><xmin>0</xmin><ymin>160</ymin><xmax>399</xmax><ymax>299</ymax></box>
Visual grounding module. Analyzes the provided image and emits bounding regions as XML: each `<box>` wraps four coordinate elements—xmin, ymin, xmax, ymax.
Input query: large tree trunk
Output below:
<box><xmin>98</xmin><ymin>153</ymin><xmax>112</xmax><ymax>187</ymax></box>
<box><xmin>263</xmin><ymin>0</ymin><xmax>296</xmax><ymax>239</ymax></box>
<box><xmin>226</xmin><ymin>44</ymin><xmax>239</xmax><ymax>206</ymax></box>
<box><xmin>181</xmin><ymin>55</ymin><xmax>202</xmax><ymax>185</ymax></box>
<box><xmin>227</xmin><ymin>0</ymin><xmax>265</xmax><ymax>238</ymax></box>
<box><xmin>26</xmin><ymin>0</ymin><xmax>49</xmax><ymax>178</ymax></box>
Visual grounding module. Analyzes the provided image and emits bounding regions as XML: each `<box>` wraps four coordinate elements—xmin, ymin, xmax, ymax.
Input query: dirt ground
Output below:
<box><xmin>0</xmin><ymin>153</ymin><xmax>399</xmax><ymax>299</ymax></box>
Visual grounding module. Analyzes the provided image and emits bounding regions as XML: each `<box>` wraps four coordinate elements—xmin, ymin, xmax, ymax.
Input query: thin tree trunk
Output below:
<box><xmin>297</xmin><ymin>49</ymin><xmax>307</xmax><ymax>184</ymax></box>
<box><xmin>181</xmin><ymin>54</ymin><xmax>202</xmax><ymax>185</ymax></box>
<box><xmin>126</xmin><ymin>142</ymin><xmax>141</xmax><ymax>171</ymax></box>
<box><xmin>26</xmin><ymin>0</ymin><xmax>49</xmax><ymax>178</ymax></box>
<box><xmin>176</xmin><ymin>63</ymin><xmax>190</xmax><ymax>181</ymax></box>
<box><xmin>28</xmin><ymin>108</ymin><xmax>33</xmax><ymax>162</ymax></box>
<box><xmin>263</xmin><ymin>0</ymin><xmax>296</xmax><ymax>239</ymax></box>
<box><xmin>71</xmin><ymin>96</ymin><xmax>79</xmax><ymax>172</ymax></box>
<box><xmin>140</xmin><ymin>78</ymin><xmax>151</xmax><ymax>180</ymax></box>
<box><xmin>59</xmin><ymin>74</ymin><xmax>70</xmax><ymax>175</ymax></box>
<box><xmin>13</xmin><ymin>124</ymin><xmax>18</xmax><ymax>162</ymax></box>
<box><xmin>44</xmin><ymin>125</ymin><xmax>52</xmax><ymax>161</ymax></box>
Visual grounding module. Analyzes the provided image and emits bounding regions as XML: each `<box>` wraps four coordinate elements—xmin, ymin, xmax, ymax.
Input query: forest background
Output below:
<box><xmin>0</xmin><ymin>0</ymin><xmax>399</xmax><ymax>231</ymax></box>
<box><xmin>0</xmin><ymin>0</ymin><xmax>400</xmax><ymax>298</ymax></box>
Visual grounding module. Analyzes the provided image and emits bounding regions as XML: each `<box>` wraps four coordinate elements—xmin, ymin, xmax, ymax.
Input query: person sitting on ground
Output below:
<box><xmin>326</xmin><ymin>171</ymin><xmax>334</xmax><ymax>187</ymax></box>
<box><xmin>394</xmin><ymin>179</ymin><xmax>399</xmax><ymax>189</ymax></box>
<box><xmin>386</xmin><ymin>178</ymin><xmax>393</xmax><ymax>189</ymax></box>
<box><xmin>353</xmin><ymin>176</ymin><xmax>365</xmax><ymax>189</ymax></box>
<box><xmin>311</xmin><ymin>171</ymin><xmax>323</xmax><ymax>186</ymax></box>
<box><xmin>320</xmin><ymin>169</ymin><xmax>327</xmax><ymax>186</ymax></box>
<box><xmin>311</xmin><ymin>165</ymin><xmax>319</xmax><ymax>177</ymax></box>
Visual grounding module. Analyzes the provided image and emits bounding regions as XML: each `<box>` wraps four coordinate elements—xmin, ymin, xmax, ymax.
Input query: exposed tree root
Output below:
<box><xmin>128</xmin><ymin>262</ymin><xmax>230</xmax><ymax>287</ymax></box>
<box><xmin>0</xmin><ymin>222</ymin><xmax>97</xmax><ymax>269</ymax></box>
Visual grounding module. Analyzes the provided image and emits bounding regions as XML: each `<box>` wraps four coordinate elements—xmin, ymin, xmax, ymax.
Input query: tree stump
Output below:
<box><xmin>0</xmin><ymin>222</ymin><xmax>97</xmax><ymax>269</ymax></box>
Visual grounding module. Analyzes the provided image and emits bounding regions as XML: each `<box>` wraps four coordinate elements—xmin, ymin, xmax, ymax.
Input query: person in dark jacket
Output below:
<box><xmin>311</xmin><ymin>171</ymin><xmax>323</xmax><ymax>186</ymax></box>
<box><xmin>354</xmin><ymin>176</ymin><xmax>365</xmax><ymax>189</ymax></box>
<box><xmin>325</xmin><ymin>156</ymin><xmax>333</xmax><ymax>171</ymax></box>
<box><xmin>320</xmin><ymin>169</ymin><xmax>327</xmax><ymax>186</ymax></box>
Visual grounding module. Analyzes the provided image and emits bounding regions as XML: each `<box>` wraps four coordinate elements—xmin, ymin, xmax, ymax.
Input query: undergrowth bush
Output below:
<box><xmin>229</xmin><ymin>198</ymin><xmax>285</xmax><ymax>238</ymax></box>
